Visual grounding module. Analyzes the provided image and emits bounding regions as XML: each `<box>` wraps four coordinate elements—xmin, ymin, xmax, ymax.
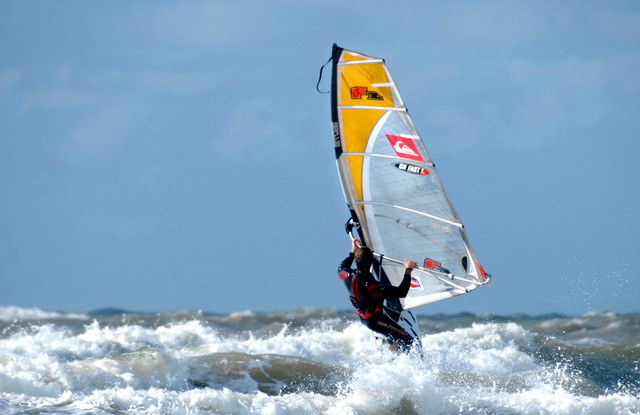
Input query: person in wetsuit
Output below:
<box><xmin>338</xmin><ymin>238</ymin><xmax>418</xmax><ymax>351</ymax></box>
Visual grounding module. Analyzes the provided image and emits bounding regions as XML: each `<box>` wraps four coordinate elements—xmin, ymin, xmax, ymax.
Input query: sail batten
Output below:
<box><xmin>338</xmin><ymin>59</ymin><xmax>385</xmax><ymax>65</ymax></box>
<box><xmin>340</xmin><ymin>153</ymin><xmax>435</xmax><ymax>166</ymax></box>
<box><xmin>355</xmin><ymin>201</ymin><xmax>464</xmax><ymax>228</ymax></box>
<box><xmin>338</xmin><ymin>106</ymin><xmax>407</xmax><ymax>111</ymax></box>
<box><xmin>330</xmin><ymin>45</ymin><xmax>489</xmax><ymax>310</ymax></box>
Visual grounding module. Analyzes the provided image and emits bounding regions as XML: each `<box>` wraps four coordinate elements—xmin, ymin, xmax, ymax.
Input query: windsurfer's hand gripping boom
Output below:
<box><xmin>345</xmin><ymin>219</ymin><xmax>487</xmax><ymax>291</ymax></box>
<box><xmin>351</xmin><ymin>238</ymin><xmax>417</xmax><ymax>274</ymax></box>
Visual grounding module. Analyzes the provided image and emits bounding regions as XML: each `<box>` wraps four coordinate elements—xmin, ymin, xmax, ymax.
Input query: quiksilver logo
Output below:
<box><xmin>393</xmin><ymin>141</ymin><xmax>418</xmax><ymax>157</ymax></box>
<box><xmin>385</xmin><ymin>134</ymin><xmax>425</xmax><ymax>162</ymax></box>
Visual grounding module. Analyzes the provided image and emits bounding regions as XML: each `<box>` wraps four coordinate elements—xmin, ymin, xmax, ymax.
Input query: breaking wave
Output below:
<box><xmin>0</xmin><ymin>306</ymin><xmax>638</xmax><ymax>414</ymax></box>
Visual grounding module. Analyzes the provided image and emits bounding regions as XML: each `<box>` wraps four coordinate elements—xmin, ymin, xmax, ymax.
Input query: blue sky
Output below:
<box><xmin>1</xmin><ymin>1</ymin><xmax>638</xmax><ymax>315</ymax></box>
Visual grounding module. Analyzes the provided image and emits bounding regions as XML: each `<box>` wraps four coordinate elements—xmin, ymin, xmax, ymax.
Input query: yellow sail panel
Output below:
<box><xmin>339</xmin><ymin>64</ymin><xmax>393</xmax><ymax>108</ymax></box>
<box><xmin>341</xmin><ymin>108</ymin><xmax>385</xmax><ymax>201</ymax></box>
<box><xmin>342</xmin><ymin>51</ymin><xmax>375</xmax><ymax>62</ymax></box>
<box><xmin>345</xmin><ymin>155</ymin><xmax>364</xmax><ymax>207</ymax></box>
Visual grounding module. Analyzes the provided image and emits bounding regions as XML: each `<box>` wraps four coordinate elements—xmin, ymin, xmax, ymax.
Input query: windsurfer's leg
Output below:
<box><xmin>361</xmin><ymin>316</ymin><xmax>415</xmax><ymax>351</ymax></box>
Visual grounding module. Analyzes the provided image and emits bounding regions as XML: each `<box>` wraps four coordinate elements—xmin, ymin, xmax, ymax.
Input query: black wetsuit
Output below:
<box><xmin>338</xmin><ymin>252</ymin><xmax>416</xmax><ymax>349</ymax></box>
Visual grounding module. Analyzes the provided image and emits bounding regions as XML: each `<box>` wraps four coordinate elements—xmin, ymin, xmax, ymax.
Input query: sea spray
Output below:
<box><xmin>1</xmin><ymin>307</ymin><xmax>639</xmax><ymax>414</ymax></box>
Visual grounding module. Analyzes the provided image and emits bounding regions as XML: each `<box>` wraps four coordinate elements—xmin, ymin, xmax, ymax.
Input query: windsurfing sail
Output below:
<box><xmin>328</xmin><ymin>44</ymin><xmax>490</xmax><ymax>310</ymax></box>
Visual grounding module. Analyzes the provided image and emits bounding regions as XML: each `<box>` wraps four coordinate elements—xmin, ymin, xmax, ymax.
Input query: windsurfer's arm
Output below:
<box><xmin>339</xmin><ymin>238</ymin><xmax>362</xmax><ymax>271</ymax></box>
<box><xmin>351</xmin><ymin>238</ymin><xmax>362</xmax><ymax>253</ymax></box>
<box><xmin>339</xmin><ymin>252</ymin><xmax>355</xmax><ymax>271</ymax></box>
<box><xmin>378</xmin><ymin>260</ymin><xmax>416</xmax><ymax>298</ymax></box>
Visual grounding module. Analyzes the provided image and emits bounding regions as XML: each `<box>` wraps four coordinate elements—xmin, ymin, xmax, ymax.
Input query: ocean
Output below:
<box><xmin>0</xmin><ymin>306</ymin><xmax>638</xmax><ymax>414</ymax></box>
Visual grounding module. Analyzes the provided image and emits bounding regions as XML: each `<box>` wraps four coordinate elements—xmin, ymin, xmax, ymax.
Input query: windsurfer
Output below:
<box><xmin>338</xmin><ymin>238</ymin><xmax>418</xmax><ymax>352</ymax></box>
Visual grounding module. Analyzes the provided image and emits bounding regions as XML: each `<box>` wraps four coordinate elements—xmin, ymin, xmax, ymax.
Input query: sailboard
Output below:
<box><xmin>328</xmin><ymin>44</ymin><xmax>490</xmax><ymax>312</ymax></box>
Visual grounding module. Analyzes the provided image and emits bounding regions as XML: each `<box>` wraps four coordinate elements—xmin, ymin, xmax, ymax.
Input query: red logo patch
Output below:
<box><xmin>424</xmin><ymin>259</ymin><xmax>450</xmax><ymax>274</ymax></box>
<box><xmin>386</xmin><ymin>134</ymin><xmax>424</xmax><ymax>162</ymax></box>
<box><xmin>410</xmin><ymin>276</ymin><xmax>423</xmax><ymax>290</ymax></box>
<box><xmin>424</xmin><ymin>259</ymin><xmax>441</xmax><ymax>270</ymax></box>
<box><xmin>350</xmin><ymin>87</ymin><xmax>383</xmax><ymax>100</ymax></box>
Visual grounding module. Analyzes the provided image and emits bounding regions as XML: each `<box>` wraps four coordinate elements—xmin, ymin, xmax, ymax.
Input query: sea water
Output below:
<box><xmin>0</xmin><ymin>306</ymin><xmax>638</xmax><ymax>414</ymax></box>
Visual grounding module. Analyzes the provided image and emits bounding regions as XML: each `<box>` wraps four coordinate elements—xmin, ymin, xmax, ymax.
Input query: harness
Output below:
<box><xmin>348</xmin><ymin>270</ymin><xmax>384</xmax><ymax>320</ymax></box>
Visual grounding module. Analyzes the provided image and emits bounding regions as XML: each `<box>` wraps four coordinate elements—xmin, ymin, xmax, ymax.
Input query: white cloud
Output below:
<box><xmin>431</xmin><ymin>1</ymin><xmax>542</xmax><ymax>47</ymax></box>
<box><xmin>597</xmin><ymin>10</ymin><xmax>640</xmax><ymax>45</ymax></box>
<box><xmin>21</xmin><ymin>61</ymin><xmax>99</xmax><ymax>111</ymax></box>
<box><xmin>60</xmin><ymin>104</ymin><xmax>131</xmax><ymax>161</ymax></box>
<box><xmin>54</xmin><ymin>61</ymin><xmax>74</xmax><ymax>85</ymax></box>
<box><xmin>141</xmin><ymin>72</ymin><xmax>215</xmax><ymax>94</ymax></box>
<box><xmin>509</xmin><ymin>59</ymin><xmax>609</xmax><ymax>91</ymax></box>
<box><xmin>0</xmin><ymin>70</ymin><xmax>21</xmax><ymax>99</ymax></box>
<box><xmin>214</xmin><ymin>99</ymin><xmax>293</xmax><ymax>162</ymax></box>
<box><xmin>501</xmin><ymin>56</ymin><xmax>640</xmax><ymax>147</ymax></box>
<box><xmin>428</xmin><ymin>108</ymin><xmax>476</xmax><ymax>151</ymax></box>
<box><xmin>506</xmin><ymin>85</ymin><xmax>567</xmax><ymax>148</ymax></box>
<box><xmin>155</xmin><ymin>0</ymin><xmax>274</xmax><ymax>49</ymax></box>
<box><xmin>508</xmin><ymin>54</ymin><xmax>640</xmax><ymax>98</ymax></box>
<box><xmin>22</xmin><ymin>89</ymin><xmax>98</xmax><ymax>111</ymax></box>
<box><xmin>401</xmin><ymin>63</ymin><xmax>464</xmax><ymax>98</ymax></box>
<box><xmin>89</xmin><ymin>70</ymin><xmax>217</xmax><ymax>95</ymax></box>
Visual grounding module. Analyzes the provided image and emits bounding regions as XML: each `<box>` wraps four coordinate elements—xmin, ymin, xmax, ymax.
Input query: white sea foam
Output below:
<box><xmin>0</xmin><ymin>306</ymin><xmax>87</xmax><ymax>321</ymax></box>
<box><xmin>1</xmin><ymin>307</ymin><xmax>639</xmax><ymax>414</ymax></box>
